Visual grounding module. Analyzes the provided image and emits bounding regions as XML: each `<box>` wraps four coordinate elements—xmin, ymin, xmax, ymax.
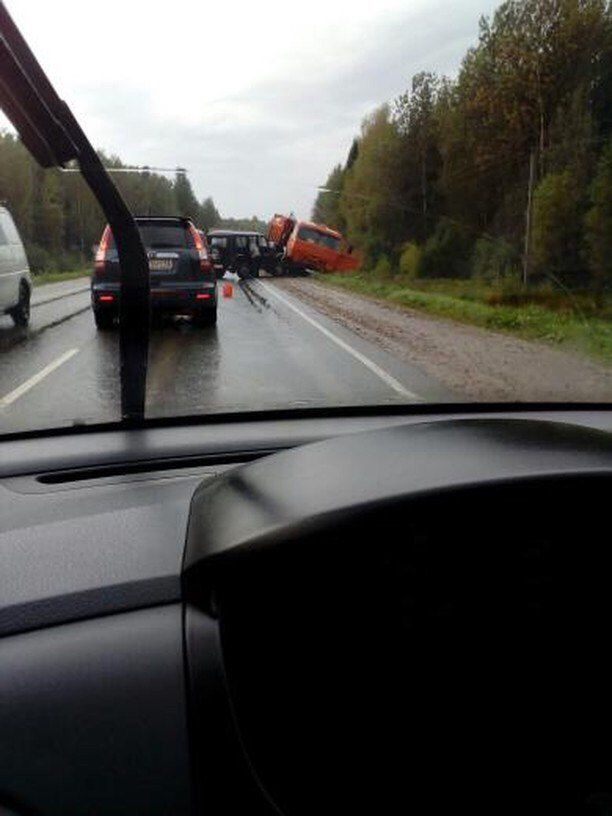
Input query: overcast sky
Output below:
<box><xmin>1</xmin><ymin>0</ymin><xmax>498</xmax><ymax>220</ymax></box>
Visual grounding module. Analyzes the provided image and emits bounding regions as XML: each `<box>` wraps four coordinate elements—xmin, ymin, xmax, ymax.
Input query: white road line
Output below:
<box><xmin>0</xmin><ymin>348</ymin><xmax>80</xmax><ymax>408</ymax></box>
<box><xmin>259</xmin><ymin>281</ymin><xmax>422</xmax><ymax>401</ymax></box>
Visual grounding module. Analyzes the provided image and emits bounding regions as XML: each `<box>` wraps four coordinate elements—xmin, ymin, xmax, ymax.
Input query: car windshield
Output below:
<box><xmin>297</xmin><ymin>227</ymin><xmax>341</xmax><ymax>250</ymax></box>
<box><xmin>0</xmin><ymin>0</ymin><xmax>611</xmax><ymax>435</ymax></box>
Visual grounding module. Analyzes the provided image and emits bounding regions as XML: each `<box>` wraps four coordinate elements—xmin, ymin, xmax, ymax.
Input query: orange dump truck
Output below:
<box><xmin>267</xmin><ymin>214</ymin><xmax>360</xmax><ymax>274</ymax></box>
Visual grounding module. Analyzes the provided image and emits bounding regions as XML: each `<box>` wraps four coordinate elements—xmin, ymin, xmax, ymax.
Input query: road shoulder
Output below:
<box><xmin>272</xmin><ymin>276</ymin><xmax>612</xmax><ymax>402</ymax></box>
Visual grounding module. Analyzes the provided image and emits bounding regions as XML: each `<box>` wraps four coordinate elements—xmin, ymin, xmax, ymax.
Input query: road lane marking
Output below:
<box><xmin>259</xmin><ymin>282</ymin><xmax>422</xmax><ymax>401</ymax></box>
<box><xmin>0</xmin><ymin>348</ymin><xmax>80</xmax><ymax>408</ymax></box>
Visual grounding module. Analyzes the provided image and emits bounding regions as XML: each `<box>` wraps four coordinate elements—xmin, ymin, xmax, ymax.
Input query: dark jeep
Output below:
<box><xmin>207</xmin><ymin>230</ymin><xmax>276</xmax><ymax>279</ymax></box>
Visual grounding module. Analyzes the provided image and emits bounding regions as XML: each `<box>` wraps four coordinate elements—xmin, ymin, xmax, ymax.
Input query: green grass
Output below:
<box><xmin>32</xmin><ymin>269</ymin><xmax>90</xmax><ymax>286</ymax></box>
<box><xmin>319</xmin><ymin>273</ymin><xmax>612</xmax><ymax>364</ymax></box>
<box><xmin>405</xmin><ymin>277</ymin><xmax>612</xmax><ymax>318</ymax></box>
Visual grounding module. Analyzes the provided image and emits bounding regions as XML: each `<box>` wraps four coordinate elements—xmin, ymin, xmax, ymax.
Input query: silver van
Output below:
<box><xmin>0</xmin><ymin>205</ymin><xmax>31</xmax><ymax>326</ymax></box>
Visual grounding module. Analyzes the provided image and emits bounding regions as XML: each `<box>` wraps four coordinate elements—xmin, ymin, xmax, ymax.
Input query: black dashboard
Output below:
<box><xmin>1</xmin><ymin>408</ymin><xmax>612</xmax><ymax>815</ymax></box>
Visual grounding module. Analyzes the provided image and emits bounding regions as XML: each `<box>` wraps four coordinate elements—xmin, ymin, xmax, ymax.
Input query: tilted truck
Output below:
<box><xmin>267</xmin><ymin>214</ymin><xmax>360</xmax><ymax>275</ymax></box>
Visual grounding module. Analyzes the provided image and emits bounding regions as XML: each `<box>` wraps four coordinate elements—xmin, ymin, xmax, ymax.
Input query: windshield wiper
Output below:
<box><xmin>0</xmin><ymin>1</ymin><xmax>150</xmax><ymax>423</ymax></box>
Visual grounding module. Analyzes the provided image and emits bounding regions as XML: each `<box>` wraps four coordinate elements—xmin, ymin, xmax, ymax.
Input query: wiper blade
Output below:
<box><xmin>0</xmin><ymin>1</ymin><xmax>150</xmax><ymax>423</ymax></box>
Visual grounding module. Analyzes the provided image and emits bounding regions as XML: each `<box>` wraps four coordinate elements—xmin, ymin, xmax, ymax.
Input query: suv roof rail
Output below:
<box><xmin>207</xmin><ymin>229</ymin><xmax>261</xmax><ymax>236</ymax></box>
<box><xmin>132</xmin><ymin>214</ymin><xmax>192</xmax><ymax>221</ymax></box>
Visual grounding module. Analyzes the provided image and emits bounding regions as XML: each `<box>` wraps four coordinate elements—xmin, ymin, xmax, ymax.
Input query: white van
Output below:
<box><xmin>0</xmin><ymin>205</ymin><xmax>31</xmax><ymax>327</ymax></box>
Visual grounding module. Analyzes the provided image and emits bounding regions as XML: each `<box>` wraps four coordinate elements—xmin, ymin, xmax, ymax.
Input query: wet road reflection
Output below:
<box><xmin>0</xmin><ymin>277</ymin><xmax>439</xmax><ymax>433</ymax></box>
<box><xmin>239</xmin><ymin>279</ymin><xmax>272</xmax><ymax>312</ymax></box>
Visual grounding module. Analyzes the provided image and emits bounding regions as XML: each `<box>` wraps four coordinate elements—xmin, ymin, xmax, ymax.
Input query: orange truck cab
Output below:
<box><xmin>267</xmin><ymin>214</ymin><xmax>360</xmax><ymax>274</ymax></box>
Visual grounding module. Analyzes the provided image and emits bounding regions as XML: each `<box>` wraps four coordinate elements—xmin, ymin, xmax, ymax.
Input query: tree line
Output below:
<box><xmin>0</xmin><ymin>132</ymin><xmax>262</xmax><ymax>272</ymax></box>
<box><xmin>312</xmin><ymin>0</ymin><xmax>612</xmax><ymax>299</ymax></box>
<box><xmin>215</xmin><ymin>215</ymin><xmax>268</xmax><ymax>233</ymax></box>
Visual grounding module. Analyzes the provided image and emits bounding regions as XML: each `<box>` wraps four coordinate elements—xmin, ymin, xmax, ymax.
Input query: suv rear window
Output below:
<box><xmin>107</xmin><ymin>222</ymin><xmax>189</xmax><ymax>250</ymax></box>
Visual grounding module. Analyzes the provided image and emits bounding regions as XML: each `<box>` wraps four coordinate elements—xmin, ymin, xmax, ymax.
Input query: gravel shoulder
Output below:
<box><xmin>274</xmin><ymin>276</ymin><xmax>612</xmax><ymax>402</ymax></box>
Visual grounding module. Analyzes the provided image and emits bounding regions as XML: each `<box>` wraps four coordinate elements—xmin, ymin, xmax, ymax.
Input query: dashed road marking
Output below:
<box><xmin>0</xmin><ymin>348</ymin><xmax>80</xmax><ymax>408</ymax></box>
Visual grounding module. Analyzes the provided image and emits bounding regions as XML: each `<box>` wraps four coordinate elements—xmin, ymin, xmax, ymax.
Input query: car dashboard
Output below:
<box><xmin>1</xmin><ymin>407</ymin><xmax>612</xmax><ymax>815</ymax></box>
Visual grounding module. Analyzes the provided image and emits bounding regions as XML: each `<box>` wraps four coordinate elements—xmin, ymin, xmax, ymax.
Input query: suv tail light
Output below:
<box><xmin>94</xmin><ymin>225</ymin><xmax>111</xmax><ymax>272</ymax></box>
<box><xmin>187</xmin><ymin>223</ymin><xmax>212</xmax><ymax>274</ymax></box>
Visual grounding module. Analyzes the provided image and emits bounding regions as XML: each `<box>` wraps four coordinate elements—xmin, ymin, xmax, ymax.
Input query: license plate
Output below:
<box><xmin>149</xmin><ymin>258</ymin><xmax>174</xmax><ymax>271</ymax></box>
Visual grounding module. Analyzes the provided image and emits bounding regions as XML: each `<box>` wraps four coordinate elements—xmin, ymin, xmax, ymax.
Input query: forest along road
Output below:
<box><xmin>0</xmin><ymin>273</ymin><xmax>610</xmax><ymax>434</ymax></box>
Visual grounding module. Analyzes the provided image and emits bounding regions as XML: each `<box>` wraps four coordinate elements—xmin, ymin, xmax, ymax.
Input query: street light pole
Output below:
<box><xmin>523</xmin><ymin>149</ymin><xmax>536</xmax><ymax>288</ymax></box>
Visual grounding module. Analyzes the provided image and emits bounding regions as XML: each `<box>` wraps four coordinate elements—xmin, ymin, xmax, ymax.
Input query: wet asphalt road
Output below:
<box><xmin>0</xmin><ymin>275</ymin><xmax>451</xmax><ymax>433</ymax></box>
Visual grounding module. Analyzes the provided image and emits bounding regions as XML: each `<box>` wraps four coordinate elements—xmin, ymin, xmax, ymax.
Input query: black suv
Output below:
<box><xmin>91</xmin><ymin>216</ymin><xmax>217</xmax><ymax>329</ymax></box>
<box><xmin>207</xmin><ymin>230</ymin><xmax>275</xmax><ymax>279</ymax></box>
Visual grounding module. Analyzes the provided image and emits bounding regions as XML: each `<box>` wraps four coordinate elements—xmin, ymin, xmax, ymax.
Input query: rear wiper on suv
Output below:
<box><xmin>0</xmin><ymin>1</ymin><xmax>150</xmax><ymax>423</ymax></box>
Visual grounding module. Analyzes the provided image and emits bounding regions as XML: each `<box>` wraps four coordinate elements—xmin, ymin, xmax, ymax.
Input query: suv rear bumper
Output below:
<box><xmin>91</xmin><ymin>281</ymin><xmax>217</xmax><ymax>313</ymax></box>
